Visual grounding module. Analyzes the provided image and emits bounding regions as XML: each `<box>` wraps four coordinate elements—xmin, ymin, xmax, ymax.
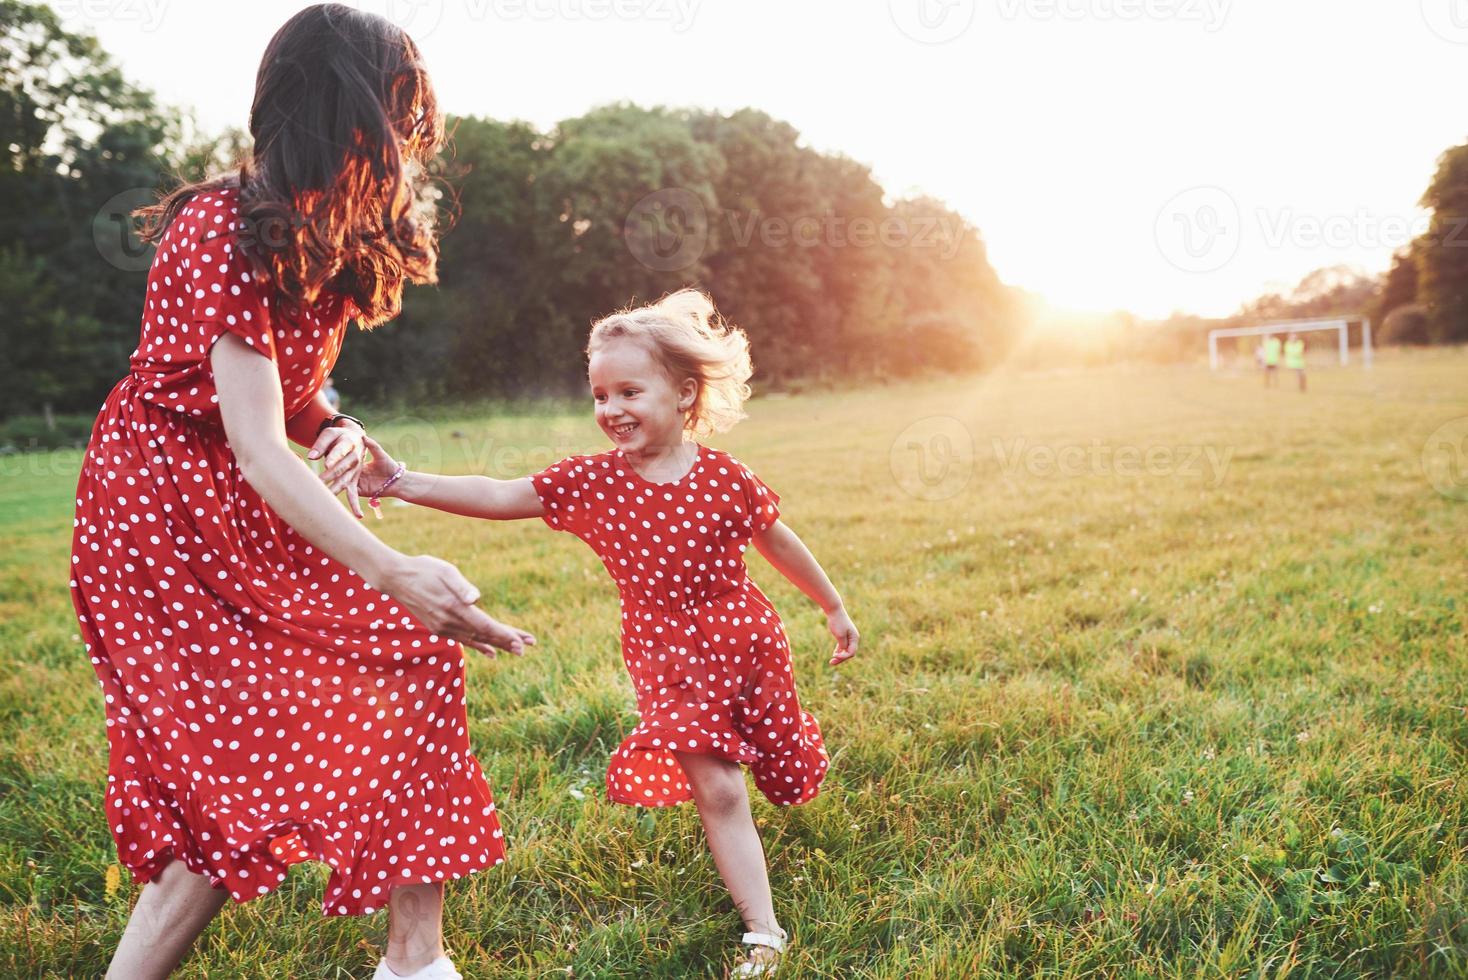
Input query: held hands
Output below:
<box><xmin>351</xmin><ymin>434</ymin><xmax>404</xmax><ymax>500</ymax></box>
<box><xmin>309</xmin><ymin>422</ymin><xmax>368</xmax><ymax>518</ymax></box>
<box><xmin>316</xmin><ymin>434</ymin><xmax>535</xmax><ymax>657</ymax></box>
<box><xmin>826</xmin><ymin>604</ymin><xmax>860</xmax><ymax>666</ymax></box>
<box><xmin>314</xmin><ymin>430</ymin><xmax>404</xmax><ymax>518</ymax></box>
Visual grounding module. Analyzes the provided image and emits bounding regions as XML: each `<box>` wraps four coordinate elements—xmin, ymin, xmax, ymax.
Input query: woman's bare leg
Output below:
<box><xmin>106</xmin><ymin>858</ymin><xmax>230</xmax><ymax>980</ymax></box>
<box><xmin>382</xmin><ymin>880</ymin><xmax>446</xmax><ymax>976</ymax></box>
<box><xmin>674</xmin><ymin>751</ymin><xmax>782</xmax><ymax>968</ymax></box>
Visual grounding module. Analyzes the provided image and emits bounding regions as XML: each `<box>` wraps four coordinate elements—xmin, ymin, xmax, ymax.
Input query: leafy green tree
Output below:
<box><xmin>0</xmin><ymin>0</ymin><xmax>175</xmax><ymax>417</ymax></box>
<box><xmin>1418</xmin><ymin>142</ymin><xmax>1468</xmax><ymax>343</ymax></box>
<box><xmin>530</xmin><ymin>104</ymin><xmax>725</xmax><ymax>388</ymax></box>
<box><xmin>1369</xmin><ymin>243</ymin><xmax>1421</xmax><ymax>336</ymax></box>
<box><xmin>692</xmin><ymin>108</ymin><xmax>829</xmax><ymax>383</ymax></box>
<box><xmin>884</xmin><ymin>196</ymin><xmax>1016</xmax><ymax>376</ymax></box>
<box><xmin>332</xmin><ymin>116</ymin><xmax>549</xmax><ymax>402</ymax></box>
<box><xmin>0</xmin><ymin>245</ymin><xmax>105</xmax><ymax>418</ymax></box>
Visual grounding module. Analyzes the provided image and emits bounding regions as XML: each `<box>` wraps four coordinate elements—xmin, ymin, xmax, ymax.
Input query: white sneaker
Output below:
<box><xmin>372</xmin><ymin>954</ymin><xmax>463</xmax><ymax>980</ymax></box>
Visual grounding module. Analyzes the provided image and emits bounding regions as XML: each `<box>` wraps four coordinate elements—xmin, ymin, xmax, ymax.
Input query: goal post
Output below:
<box><xmin>1207</xmin><ymin>316</ymin><xmax>1374</xmax><ymax>371</ymax></box>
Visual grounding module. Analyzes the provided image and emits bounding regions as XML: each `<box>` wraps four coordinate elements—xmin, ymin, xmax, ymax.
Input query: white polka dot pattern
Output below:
<box><xmin>124</xmin><ymin>188</ymin><xmax>348</xmax><ymax>421</ymax></box>
<box><xmin>533</xmin><ymin>445</ymin><xmax>829</xmax><ymax>807</ymax></box>
<box><xmin>68</xmin><ymin>187</ymin><xmax>508</xmax><ymax>916</ymax></box>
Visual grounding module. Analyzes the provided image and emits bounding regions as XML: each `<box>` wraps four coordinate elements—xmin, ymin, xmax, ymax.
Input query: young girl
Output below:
<box><xmin>342</xmin><ymin>289</ymin><xmax>860</xmax><ymax>975</ymax></box>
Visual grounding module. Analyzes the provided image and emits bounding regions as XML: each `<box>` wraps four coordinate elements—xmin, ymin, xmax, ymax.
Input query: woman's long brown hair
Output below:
<box><xmin>136</xmin><ymin>3</ymin><xmax>445</xmax><ymax>327</ymax></box>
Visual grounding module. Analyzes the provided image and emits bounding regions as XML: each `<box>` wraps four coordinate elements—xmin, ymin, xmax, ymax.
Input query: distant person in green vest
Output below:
<box><xmin>1284</xmin><ymin>332</ymin><xmax>1306</xmax><ymax>392</ymax></box>
<box><xmin>1262</xmin><ymin>334</ymin><xmax>1282</xmax><ymax>387</ymax></box>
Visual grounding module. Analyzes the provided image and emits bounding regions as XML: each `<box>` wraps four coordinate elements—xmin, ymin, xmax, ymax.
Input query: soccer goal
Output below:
<box><xmin>1207</xmin><ymin>316</ymin><xmax>1374</xmax><ymax>371</ymax></box>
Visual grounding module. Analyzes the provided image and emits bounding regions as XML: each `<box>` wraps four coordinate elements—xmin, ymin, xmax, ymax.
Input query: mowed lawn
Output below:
<box><xmin>2</xmin><ymin>349</ymin><xmax>1467</xmax><ymax>978</ymax></box>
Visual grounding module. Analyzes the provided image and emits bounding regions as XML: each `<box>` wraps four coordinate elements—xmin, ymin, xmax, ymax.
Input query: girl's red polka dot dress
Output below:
<box><xmin>68</xmin><ymin>187</ymin><xmax>507</xmax><ymax>916</ymax></box>
<box><xmin>533</xmin><ymin>446</ymin><xmax>829</xmax><ymax>806</ymax></box>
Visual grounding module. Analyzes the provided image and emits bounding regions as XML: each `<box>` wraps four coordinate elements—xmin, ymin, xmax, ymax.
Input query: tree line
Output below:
<box><xmin>5</xmin><ymin>0</ymin><xmax>1465</xmax><ymax>438</ymax></box>
<box><xmin>0</xmin><ymin>0</ymin><xmax>1020</xmax><ymax>426</ymax></box>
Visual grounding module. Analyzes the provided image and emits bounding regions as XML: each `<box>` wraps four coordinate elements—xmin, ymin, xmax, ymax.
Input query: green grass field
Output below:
<box><xmin>3</xmin><ymin>349</ymin><xmax>1467</xmax><ymax>978</ymax></box>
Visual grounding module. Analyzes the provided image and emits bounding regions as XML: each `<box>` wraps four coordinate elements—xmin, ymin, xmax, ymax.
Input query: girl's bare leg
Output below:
<box><xmin>106</xmin><ymin>858</ymin><xmax>230</xmax><ymax>980</ymax></box>
<box><xmin>674</xmin><ymin>751</ymin><xmax>782</xmax><ymax>967</ymax></box>
<box><xmin>382</xmin><ymin>880</ymin><xmax>447</xmax><ymax>976</ymax></box>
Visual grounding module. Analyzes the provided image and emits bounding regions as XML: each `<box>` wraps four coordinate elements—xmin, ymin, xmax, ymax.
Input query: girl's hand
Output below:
<box><xmin>310</xmin><ymin>422</ymin><xmax>368</xmax><ymax>517</ymax></box>
<box><xmin>826</xmin><ymin>605</ymin><xmax>860</xmax><ymax>666</ymax></box>
<box><xmin>348</xmin><ymin>434</ymin><xmax>404</xmax><ymax>500</ymax></box>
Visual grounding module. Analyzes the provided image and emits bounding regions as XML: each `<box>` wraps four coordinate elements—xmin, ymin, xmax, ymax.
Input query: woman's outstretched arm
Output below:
<box><xmin>211</xmin><ymin>332</ymin><xmax>534</xmax><ymax>656</ymax></box>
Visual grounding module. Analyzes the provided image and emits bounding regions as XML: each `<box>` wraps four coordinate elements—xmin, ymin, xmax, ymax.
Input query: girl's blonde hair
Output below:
<box><xmin>587</xmin><ymin>289</ymin><xmax>753</xmax><ymax>437</ymax></box>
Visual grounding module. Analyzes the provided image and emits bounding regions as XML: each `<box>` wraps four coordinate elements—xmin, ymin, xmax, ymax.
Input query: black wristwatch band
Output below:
<box><xmin>316</xmin><ymin>413</ymin><xmax>364</xmax><ymax>437</ymax></box>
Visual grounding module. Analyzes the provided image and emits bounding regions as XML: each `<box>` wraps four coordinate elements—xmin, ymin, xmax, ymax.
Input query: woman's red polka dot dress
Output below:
<box><xmin>68</xmin><ymin>187</ymin><xmax>506</xmax><ymax>916</ymax></box>
<box><xmin>533</xmin><ymin>445</ymin><xmax>829</xmax><ymax>807</ymax></box>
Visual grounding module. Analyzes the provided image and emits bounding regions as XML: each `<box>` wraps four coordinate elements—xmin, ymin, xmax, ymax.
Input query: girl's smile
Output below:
<box><xmin>588</xmin><ymin>338</ymin><xmax>697</xmax><ymax>463</ymax></box>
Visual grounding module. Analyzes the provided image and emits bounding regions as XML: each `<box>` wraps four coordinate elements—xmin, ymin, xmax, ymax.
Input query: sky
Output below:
<box><xmin>50</xmin><ymin>0</ymin><xmax>1468</xmax><ymax>319</ymax></box>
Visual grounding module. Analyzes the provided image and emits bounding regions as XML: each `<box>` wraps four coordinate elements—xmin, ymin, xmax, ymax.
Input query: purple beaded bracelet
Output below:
<box><xmin>368</xmin><ymin>462</ymin><xmax>406</xmax><ymax>518</ymax></box>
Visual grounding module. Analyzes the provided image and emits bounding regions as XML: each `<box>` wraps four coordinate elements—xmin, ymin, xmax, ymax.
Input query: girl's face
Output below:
<box><xmin>588</xmin><ymin>339</ymin><xmax>696</xmax><ymax>456</ymax></box>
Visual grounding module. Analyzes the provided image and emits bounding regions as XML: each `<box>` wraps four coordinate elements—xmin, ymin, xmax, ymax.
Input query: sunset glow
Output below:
<box><xmin>56</xmin><ymin>0</ymin><xmax>1467</xmax><ymax>319</ymax></box>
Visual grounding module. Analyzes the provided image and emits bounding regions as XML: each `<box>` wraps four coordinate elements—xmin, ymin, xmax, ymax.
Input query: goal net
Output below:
<box><xmin>1207</xmin><ymin>317</ymin><xmax>1374</xmax><ymax>372</ymax></box>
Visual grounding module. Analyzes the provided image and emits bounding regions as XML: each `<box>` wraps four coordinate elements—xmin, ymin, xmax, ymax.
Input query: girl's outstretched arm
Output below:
<box><xmin>350</xmin><ymin>434</ymin><xmax>545</xmax><ymax>521</ymax></box>
<box><xmin>752</xmin><ymin>520</ymin><xmax>859</xmax><ymax>665</ymax></box>
<box><xmin>214</xmin><ymin>334</ymin><xmax>533</xmax><ymax>657</ymax></box>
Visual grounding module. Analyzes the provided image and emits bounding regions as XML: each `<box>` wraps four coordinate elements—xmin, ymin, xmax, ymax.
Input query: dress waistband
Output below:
<box><xmin>624</xmin><ymin>581</ymin><xmax>747</xmax><ymax>617</ymax></box>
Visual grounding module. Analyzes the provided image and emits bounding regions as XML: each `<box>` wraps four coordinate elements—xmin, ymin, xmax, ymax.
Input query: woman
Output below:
<box><xmin>68</xmin><ymin>7</ymin><xmax>530</xmax><ymax>978</ymax></box>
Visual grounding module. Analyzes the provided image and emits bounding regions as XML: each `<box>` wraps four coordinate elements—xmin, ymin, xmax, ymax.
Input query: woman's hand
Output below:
<box><xmin>826</xmin><ymin>605</ymin><xmax>860</xmax><ymax>666</ymax></box>
<box><xmin>309</xmin><ymin>422</ymin><xmax>368</xmax><ymax>517</ymax></box>
<box><xmin>210</xmin><ymin>335</ymin><xmax>529</xmax><ymax>658</ymax></box>
<box><xmin>378</xmin><ymin>553</ymin><xmax>537</xmax><ymax>658</ymax></box>
<box><xmin>316</xmin><ymin>436</ymin><xmax>535</xmax><ymax>656</ymax></box>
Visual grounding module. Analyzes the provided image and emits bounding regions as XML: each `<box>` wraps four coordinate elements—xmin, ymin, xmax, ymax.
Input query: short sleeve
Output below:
<box><xmin>188</xmin><ymin>197</ymin><xmax>276</xmax><ymax>362</ymax></box>
<box><xmin>532</xmin><ymin>455</ymin><xmax>594</xmax><ymax>536</ymax></box>
<box><xmin>735</xmin><ymin>461</ymin><xmax>781</xmax><ymax>535</ymax></box>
